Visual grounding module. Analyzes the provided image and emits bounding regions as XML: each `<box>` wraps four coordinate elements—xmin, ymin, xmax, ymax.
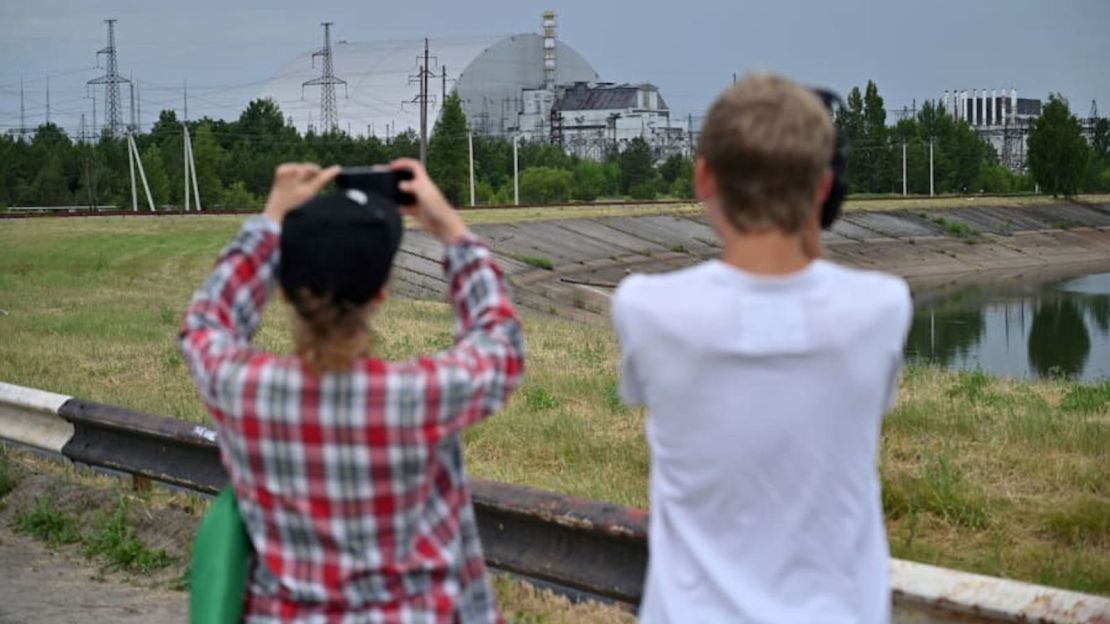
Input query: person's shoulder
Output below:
<box><xmin>614</xmin><ymin>262</ymin><xmax>717</xmax><ymax>308</ymax></box>
<box><xmin>612</xmin><ymin>262</ymin><xmax>717</xmax><ymax>328</ymax></box>
<box><xmin>817</xmin><ymin>261</ymin><xmax>911</xmax><ymax>314</ymax></box>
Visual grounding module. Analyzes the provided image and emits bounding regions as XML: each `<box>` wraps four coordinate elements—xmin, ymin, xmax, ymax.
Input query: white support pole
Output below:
<box><xmin>129</xmin><ymin>134</ymin><xmax>156</xmax><ymax>212</ymax></box>
<box><xmin>902</xmin><ymin>142</ymin><xmax>907</xmax><ymax>196</ymax></box>
<box><xmin>468</xmin><ymin>131</ymin><xmax>475</xmax><ymax>207</ymax></box>
<box><xmin>183</xmin><ymin>125</ymin><xmax>190</xmax><ymax>212</ymax></box>
<box><xmin>513</xmin><ymin>134</ymin><xmax>520</xmax><ymax>206</ymax></box>
<box><xmin>187</xmin><ymin>134</ymin><xmax>201</xmax><ymax>211</ymax></box>
<box><xmin>929</xmin><ymin>139</ymin><xmax>935</xmax><ymax>197</ymax></box>
<box><xmin>128</xmin><ymin>133</ymin><xmax>138</xmax><ymax>212</ymax></box>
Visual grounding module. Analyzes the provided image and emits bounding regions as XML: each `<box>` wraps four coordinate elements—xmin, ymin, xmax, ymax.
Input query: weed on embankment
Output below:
<box><xmin>10</xmin><ymin>491</ymin><xmax>176</xmax><ymax>574</ymax></box>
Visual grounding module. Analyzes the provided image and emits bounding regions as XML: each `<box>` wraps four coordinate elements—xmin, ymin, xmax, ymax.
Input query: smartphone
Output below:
<box><xmin>335</xmin><ymin>166</ymin><xmax>415</xmax><ymax>205</ymax></box>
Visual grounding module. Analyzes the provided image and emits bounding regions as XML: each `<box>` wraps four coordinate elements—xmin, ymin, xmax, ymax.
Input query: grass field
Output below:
<box><xmin>1</xmin><ymin>214</ymin><xmax>1108</xmax><ymax>602</ymax></box>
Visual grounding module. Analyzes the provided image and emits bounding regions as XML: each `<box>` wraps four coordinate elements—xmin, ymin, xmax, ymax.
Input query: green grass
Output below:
<box><xmin>1040</xmin><ymin>497</ymin><xmax>1110</xmax><ymax>546</ymax></box>
<box><xmin>10</xmin><ymin>488</ymin><xmax>175</xmax><ymax>573</ymax></box>
<box><xmin>0</xmin><ymin>450</ymin><xmax>16</xmax><ymax>499</ymax></box>
<box><xmin>1</xmin><ymin>215</ymin><xmax>1108</xmax><ymax>596</ymax></box>
<box><xmin>12</xmin><ymin>496</ymin><xmax>83</xmax><ymax>547</ymax></box>
<box><xmin>929</xmin><ymin>215</ymin><xmax>981</xmax><ymax>240</ymax></box>
<box><xmin>517</xmin><ymin>254</ymin><xmax>556</xmax><ymax>271</ymax></box>
<box><xmin>83</xmin><ymin>496</ymin><xmax>176</xmax><ymax>573</ymax></box>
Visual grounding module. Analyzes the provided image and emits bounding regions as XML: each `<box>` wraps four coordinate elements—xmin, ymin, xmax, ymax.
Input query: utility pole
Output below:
<box><xmin>18</xmin><ymin>76</ymin><xmax>27</xmax><ymax>140</ymax></box>
<box><xmin>929</xmin><ymin>139</ymin><xmax>935</xmax><ymax>197</ymax></box>
<box><xmin>87</xmin><ymin>19</ymin><xmax>130</xmax><ymax>139</ymax></box>
<box><xmin>403</xmin><ymin>40</ymin><xmax>436</xmax><ymax>164</ymax></box>
<box><xmin>90</xmin><ymin>91</ymin><xmax>97</xmax><ymax>138</ymax></box>
<box><xmin>184</xmin><ymin>125</ymin><xmax>191</xmax><ymax>211</ymax></box>
<box><xmin>421</xmin><ymin>38</ymin><xmax>429</xmax><ymax>165</ymax></box>
<box><xmin>468</xmin><ymin>131</ymin><xmax>475</xmax><ymax>207</ymax></box>
<box><xmin>513</xmin><ymin>134</ymin><xmax>520</xmax><ymax>206</ymax></box>
<box><xmin>125</xmin><ymin>132</ymin><xmax>155</xmax><ymax>212</ymax></box>
<box><xmin>442</xmin><ymin>65</ymin><xmax>447</xmax><ymax>103</ymax></box>
<box><xmin>183</xmin><ymin>80</ymin><xmax>188</xmax><ymax>121</ymax></box>
<box><xmin>79</xmin><ymin>113</ymin><xmax>96</xmax><ymax>209</ymax></box>
<box><xmin>183</xmin><ymin>123</ymin><xmax>201</xmax><ymax>212</ymax></box>
<box><xmin>128</xmin><ymin>73</ymin><xmax>136</xmax><ymax>132</ymax></box>
<box><xmin>901</xmin><ymin>142</ymin><xmax>907</xmax><ymax>196</ymax></box>
<box><xmin>45</xmin><ymin>76</ymin><xmax>50</xmax><ymax>125</ymax></box>
<box><xmin>687</xmin><ymin>113</ymin><xmax>694</xmax><ymax>156</ymax></box>
<box><xmin>302</xmin><ymin>22</ymin><xmax>347</xmax><ymax>134</ymax></box>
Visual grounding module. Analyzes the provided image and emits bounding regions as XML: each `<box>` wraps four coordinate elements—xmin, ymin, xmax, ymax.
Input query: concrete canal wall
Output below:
<box><xmin>391</xmin><ymin>201</ymin><xmax>1110</xmax><ymax>320</ymax></box>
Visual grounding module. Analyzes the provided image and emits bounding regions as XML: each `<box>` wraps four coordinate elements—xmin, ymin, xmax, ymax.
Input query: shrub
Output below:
<box><xmin>519</xmin><ymin>167</ymin><xmax>573</xmax><ymax>204</ymax></box>
<box><xmin>221</xmin><ymin>181</ymin><xmax>260</xmax><ymax>209</ymax></box>
<box><xmin>572</xmin><ymin>161</ymin><xmax>608</xmax><ymax>202</ymax></box>
<box><xmin>628</xmin><ymin>181</ymin><xmax>657</xmax><ymax>200</ymax></box>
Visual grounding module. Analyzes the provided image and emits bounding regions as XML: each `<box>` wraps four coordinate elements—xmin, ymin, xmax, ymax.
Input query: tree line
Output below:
<box><xmin>1</xmin><ymin>82</ymin><xmax>1107</xmax><ymax>209</ymax></box>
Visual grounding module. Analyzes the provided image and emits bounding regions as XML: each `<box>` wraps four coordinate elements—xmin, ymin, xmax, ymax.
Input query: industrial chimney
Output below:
<box><xmin>543</xmin><ymin>10</ymin><xmax>557</xmax><ymax>91</ymax></box>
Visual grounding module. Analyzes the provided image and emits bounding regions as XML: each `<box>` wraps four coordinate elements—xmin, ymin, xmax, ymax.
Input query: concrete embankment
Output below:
<box><xmin>391</xmin><ymin>201</ymin><xmax>1110</xmax><ymax>320</ymax></box>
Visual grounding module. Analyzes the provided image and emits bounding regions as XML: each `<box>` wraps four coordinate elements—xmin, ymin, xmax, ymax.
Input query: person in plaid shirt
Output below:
<box><xmin>180</xmin><ymin>159</ymin><xmax>524</xmax><ymax>623</ymax></box>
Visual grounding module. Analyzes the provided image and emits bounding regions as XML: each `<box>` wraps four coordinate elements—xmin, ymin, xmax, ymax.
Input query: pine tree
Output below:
<box><xmin>190</xmin><ymin>123</ymin><xmax>225</xmax><ymax>206</ymax></box>
<box><xmin>141</xmin><ymin>145</ymin><xmax>170</xmax><ymax>206</ymax></box>
<box><xmin>1027</xmin><ymin>95</ymin><xmax>1089</xmax><ymax>197</ymax></box>
<box><xmin>862</xmin><ymin>80</ymin><xmax>891</xmax><ymax>193</ymax></box>
<box><xmin>427</xmin><ymin>93</ymin><xmax>470</xmax><ymax>205</ymax></box>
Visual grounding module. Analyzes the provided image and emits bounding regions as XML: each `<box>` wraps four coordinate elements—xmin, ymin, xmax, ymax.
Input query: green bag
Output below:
<box><xmin>190</xmin><ymin>486</ymin><xmax>252</xmax><ymax>624</ymax></box>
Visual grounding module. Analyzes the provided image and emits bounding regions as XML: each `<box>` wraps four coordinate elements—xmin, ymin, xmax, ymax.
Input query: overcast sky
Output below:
<box><xmin>1</xmin><ymin>0</ymin><xmax>1107</xmax><ymax>137</ymax></box>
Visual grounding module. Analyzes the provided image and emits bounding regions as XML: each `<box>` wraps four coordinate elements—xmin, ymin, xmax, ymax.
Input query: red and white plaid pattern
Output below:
<box><xmin>181</xmin><ymin>216</ymin><xmax>524</xmax><ymax>623</ymax></box>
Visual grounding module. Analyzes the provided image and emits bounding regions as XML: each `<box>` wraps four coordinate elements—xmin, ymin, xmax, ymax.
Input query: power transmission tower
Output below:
<box><xmin>302</xmin><ymin>22</ymin><xmax>347</xmax><ymax>134</ymax></box>
<box><xmin>87</xmin><ymin>19</ymin><xmax>130</xmax><ymax>139</ymax></box>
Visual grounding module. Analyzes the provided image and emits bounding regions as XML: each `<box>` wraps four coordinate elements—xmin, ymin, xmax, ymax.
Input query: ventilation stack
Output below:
<box><xmin>543</xmin><ymin>11</ymin><xmax>557</xmax><ymax>91</ymax></box>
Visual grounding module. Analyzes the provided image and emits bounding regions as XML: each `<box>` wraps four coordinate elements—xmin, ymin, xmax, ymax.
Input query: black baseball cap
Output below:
<box><xmin>278</xmin><ymin>189</ymin><xmax>404</xmax><ymax>307</ymax></box>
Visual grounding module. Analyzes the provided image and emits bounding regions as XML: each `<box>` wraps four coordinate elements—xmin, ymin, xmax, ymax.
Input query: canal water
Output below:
<box><xmin>907</xmin><ymin>272</ymin><xmax>1110</xmax><ymax>381</ymax></box>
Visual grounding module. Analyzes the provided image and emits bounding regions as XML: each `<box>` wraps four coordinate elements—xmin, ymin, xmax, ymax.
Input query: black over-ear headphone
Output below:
<box><xmin>811</xmin><ymin>88</ymin><xmax>848</xmax><ymax>229</ymax></box>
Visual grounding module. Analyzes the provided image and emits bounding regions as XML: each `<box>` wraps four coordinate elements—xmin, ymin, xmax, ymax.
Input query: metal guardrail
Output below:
<box><xmin>1</xmin><ymin>380</ymin><xmax>1107</xmax><ymax>622</ymax></box>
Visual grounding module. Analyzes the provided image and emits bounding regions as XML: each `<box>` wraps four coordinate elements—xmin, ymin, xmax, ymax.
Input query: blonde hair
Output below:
<box><xmin>288</xmin><ymin>289</ymin><xmax>370</xmax><ymax>375</ymax></box>
<box><xmin>698</xmin><ymin>73</ymin><xmax>835</xmax><ymax>233</ymax></box>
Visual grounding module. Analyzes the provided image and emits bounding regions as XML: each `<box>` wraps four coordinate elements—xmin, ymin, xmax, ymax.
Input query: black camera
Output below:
<box><xmin>335</xmin><ymin>166</ymin><xmax>416</xmax><ymax>206</ymax></box>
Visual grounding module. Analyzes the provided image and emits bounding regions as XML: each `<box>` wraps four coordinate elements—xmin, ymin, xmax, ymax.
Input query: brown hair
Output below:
<box><xmin>698</xmin><ymin>73</ymin><xmax>835</xmax><ymax>233</ymax></box>
<box><xmin>288</xmin><ymin>289</ymin><xmax>370</xmax><ymax>375</ymax></box>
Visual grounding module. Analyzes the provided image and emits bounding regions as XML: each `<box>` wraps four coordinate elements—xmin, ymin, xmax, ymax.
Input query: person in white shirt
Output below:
<box><xmin>612</xmin><ymin>73</ymin><xmax>912</xmax><ymax>624</ymax></box>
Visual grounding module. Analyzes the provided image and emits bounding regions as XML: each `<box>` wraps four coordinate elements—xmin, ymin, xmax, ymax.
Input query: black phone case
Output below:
<box><xmin>336</xmin><ymin>167</ymin><xmax>416</xmax><ymax>205</ymax></box>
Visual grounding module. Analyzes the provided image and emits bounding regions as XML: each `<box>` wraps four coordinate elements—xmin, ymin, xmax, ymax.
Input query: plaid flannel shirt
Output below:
<box><xmin>180</xmin><ymin>216</ymin><xmax>524</xmax><ymax>623</ymax></box>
